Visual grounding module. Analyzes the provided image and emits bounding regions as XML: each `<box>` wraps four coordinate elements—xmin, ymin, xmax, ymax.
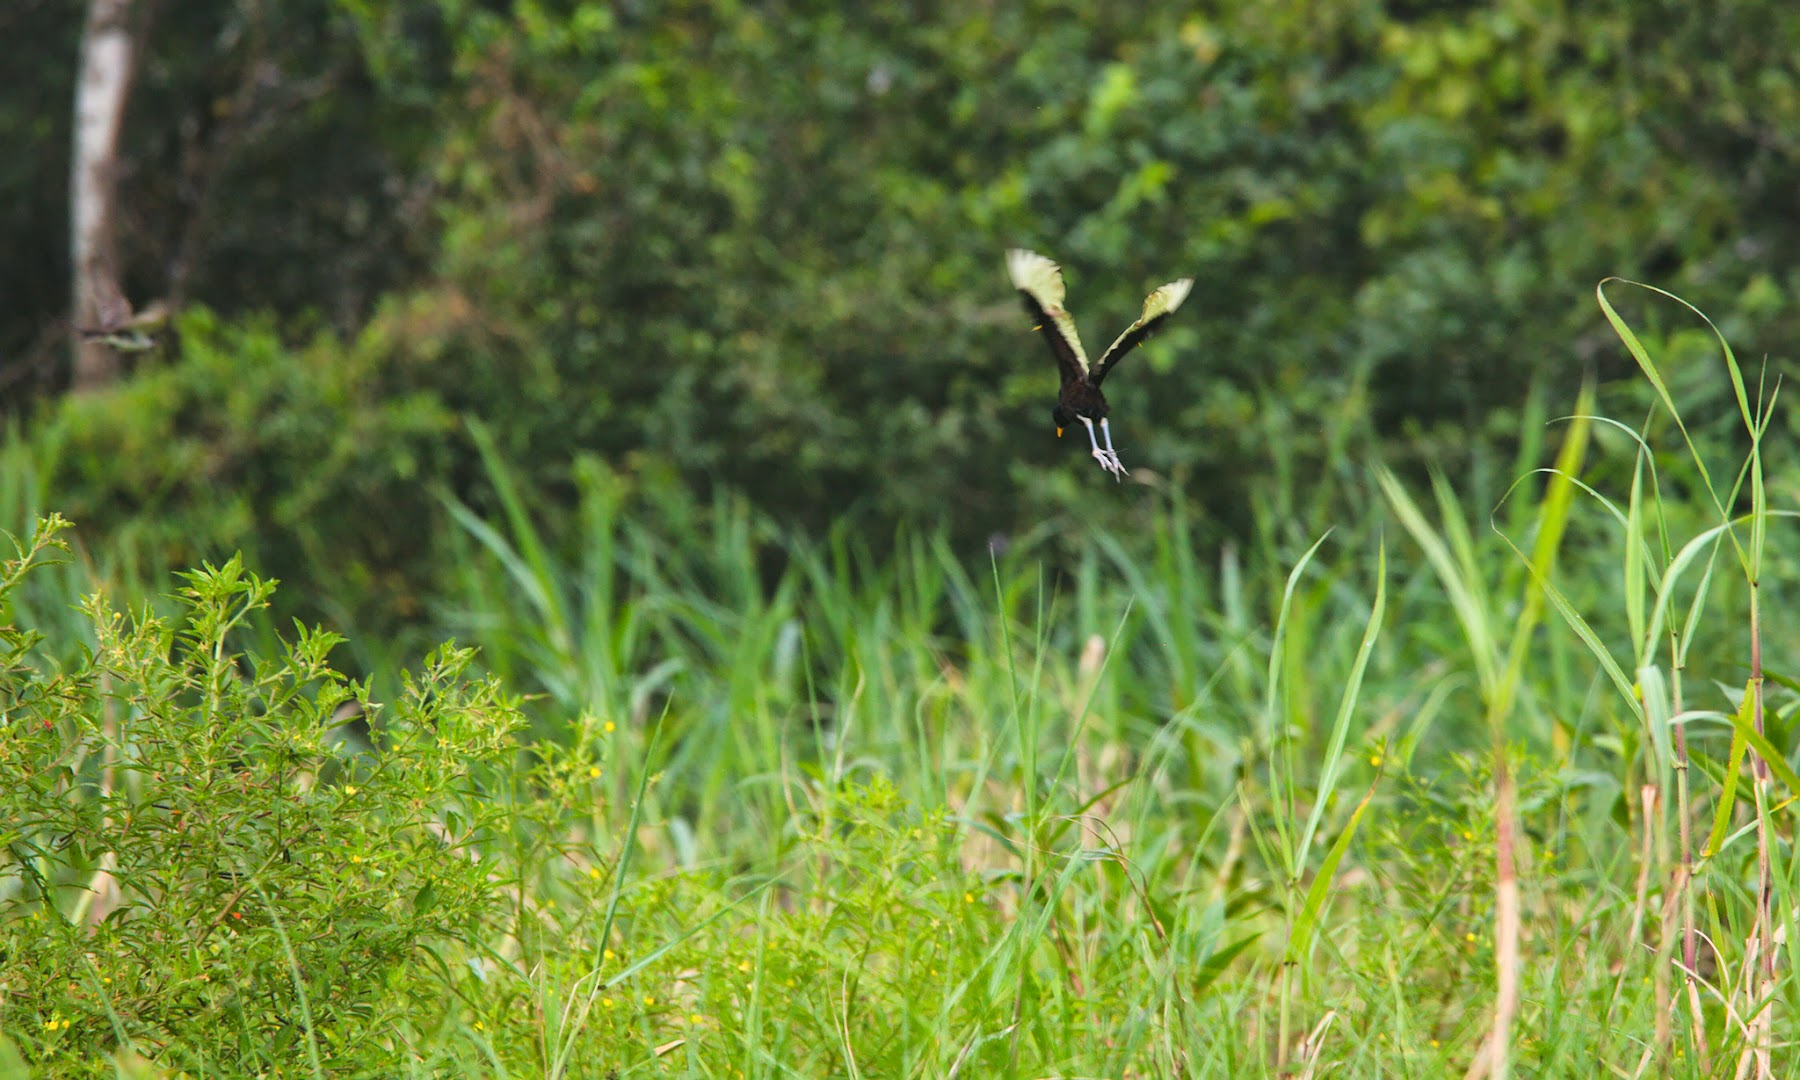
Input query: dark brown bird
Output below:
<box><xmin>1006</xmin><ymin>249</ymin><xmax>1193</xmax><ymax>480</ymax></box>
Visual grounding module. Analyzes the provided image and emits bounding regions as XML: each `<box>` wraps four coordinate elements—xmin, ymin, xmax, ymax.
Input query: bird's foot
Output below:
<box><xmin>1091</xmin><ymin>447</ymin><xmax>1129</xmax><ymax>481</ymax></box>
<box><xmin>1077</xmin><ymin>416</ymin><xmax>1129</xmax><ymax>481</ymax></box>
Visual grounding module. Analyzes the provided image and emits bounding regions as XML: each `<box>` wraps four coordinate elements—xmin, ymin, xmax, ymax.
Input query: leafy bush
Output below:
<box><xmin>38</xmin><ymin>305</ymin><xmax>458</xmax><ymax>635</ymax></box>
<box><xmin>0</xmin><ymin>517</ymin><xmax>520</xmax><ymax>1075</ymax></box>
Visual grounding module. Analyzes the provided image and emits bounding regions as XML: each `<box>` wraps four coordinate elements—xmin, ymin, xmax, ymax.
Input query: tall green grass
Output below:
<box><xmin>6</xmin><ymin>286</ymin><xmax>1800</xmax><ymax>1075</ymax></box>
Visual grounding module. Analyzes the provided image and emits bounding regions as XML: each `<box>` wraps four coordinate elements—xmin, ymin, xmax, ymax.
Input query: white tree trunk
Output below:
<box><xmin>71</xmin><ymin>0</ymin><xmax>141</xmax><ymax>389</ymax></box>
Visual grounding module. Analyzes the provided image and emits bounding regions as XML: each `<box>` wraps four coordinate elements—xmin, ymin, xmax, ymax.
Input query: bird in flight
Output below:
<box><xmin>1006</xmin><ymin>249</ymin><xmax>1193</xmax><ymax>481</ymax></box>
<box><xmin>74</xmin><ymin>275</ymin><xmax>166</xmax><ymax>353</ymax></box>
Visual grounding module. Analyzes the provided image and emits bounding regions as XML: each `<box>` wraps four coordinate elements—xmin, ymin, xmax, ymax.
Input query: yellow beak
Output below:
<box><xmin>1055</xmin><ymin>427</ymin><xmax>1064</xmax><ymax>438</ymax></box>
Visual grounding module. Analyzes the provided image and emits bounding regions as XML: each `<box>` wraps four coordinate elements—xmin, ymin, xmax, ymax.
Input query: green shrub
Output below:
<box><xmin>0</xmin><ymin>517</ymin><xmax>520</xmax><ymax>1075</ymax></box>
<box><xmin>39</xmin><ymin>305</ymin><xmax>458</xmax><ymax>637</ymax></box>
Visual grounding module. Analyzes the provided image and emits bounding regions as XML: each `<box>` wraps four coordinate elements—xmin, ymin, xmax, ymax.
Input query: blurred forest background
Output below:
<box><xmin>5</xmin><ymin>0</ymin><xmax>1798</xmax><ymax>650</ymax></box>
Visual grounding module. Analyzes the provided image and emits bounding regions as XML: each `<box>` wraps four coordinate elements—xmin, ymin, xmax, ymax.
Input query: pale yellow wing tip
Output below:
<box><xmin>1005</xmin><ymin>247</ymin><xmax>1053</xmax><ymax>277</ymax></box>
<box><xmin>1148</xmin><ymin>278</ymin><xmax>1195</xmax><ymax>318</ymax></box>
<box><xmin>1005</xmin><ymin>248</ymin><xmax>1063</xmax><ymax>296</ymax></box>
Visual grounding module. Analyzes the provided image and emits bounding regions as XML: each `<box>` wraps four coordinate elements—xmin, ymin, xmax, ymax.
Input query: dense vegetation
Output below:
<box><xmin>9</xmin><ymin>1</ymin><xmax>1800</xmax><ymax>632</ymax></box>
<box><xmin>5</xmin><ymin>1</ymin><xmax>1800</xmax><ymax>1076</ymax></box>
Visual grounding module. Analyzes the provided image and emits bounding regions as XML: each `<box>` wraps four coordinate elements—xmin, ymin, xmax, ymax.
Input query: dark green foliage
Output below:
<box><xmin>1</xmin><ymin>0</ymin><xmax>440</xmax><ymax>395</ymax></box>
<box><xmin>0</xmin><ymin>1</ymin><xmax>81</xmax><ymax>393</ymax></box>
<box><xmin>41</xmin><ymin>306</ymin><xmax>457</xmax><ymax>632</ymax></box>
<box><xmin>9</xmin><ymin>1</ymin><xmax>1800</xmax><ymax>598</ymax></box>
<box><xmin>125</xmin><ymin>0</ymin><xmax>445</xmax><ymax>324</ymax></box>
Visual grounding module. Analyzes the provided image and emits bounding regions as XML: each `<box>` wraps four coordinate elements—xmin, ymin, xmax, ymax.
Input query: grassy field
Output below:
<box><xmin>5</xmin><ymin>287</ymin><xmax>1799</xmax><ymax>1077</ymax></box>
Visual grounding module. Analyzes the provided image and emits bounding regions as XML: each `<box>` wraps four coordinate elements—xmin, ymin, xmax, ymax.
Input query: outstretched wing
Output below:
<box><xmin>1006</xmin><ymin>248</ymin><xmax>1089</xmax><ymax>387</ymax></box>
<box><xmin>1089</xmin><ymin>276</ymin><xmax>1194</xmax><ymax>386</ymax></box>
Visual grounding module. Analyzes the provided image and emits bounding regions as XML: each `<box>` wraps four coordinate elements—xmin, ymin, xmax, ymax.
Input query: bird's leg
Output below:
<box><xmin>1078</xmin><ymin>417</ymin><xmax>1126</xmax><ymax>481</ymax></box>
<box><xmin>1098</xmin><ymin>418</ymin><xmax>1128</xmax><ymax>477</ymax></box>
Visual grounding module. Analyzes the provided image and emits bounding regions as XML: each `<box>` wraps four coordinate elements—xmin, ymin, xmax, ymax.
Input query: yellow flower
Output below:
<box><xmin>588</xmin><ymin>766</ymin><xmax>602</xmax><ymax>779</ymax></box>
<box><xmin>602</xmin><ymin>997</ymin><xmax>614</xmax><ymax>1009</ymax></box>
<box><xmin>643</xmin><ymin>995</ymin><xmax>655</xmax><ymax>1006</ymax></box>
<box><xmin>604</xmin><ymin>721</ymin><xmax>617</xmax><ymax>734</ymax></box>
<box><xmin>588</xmin><ymin>867</ymin><xmax>602</xmax><ymax>880</ymax></box>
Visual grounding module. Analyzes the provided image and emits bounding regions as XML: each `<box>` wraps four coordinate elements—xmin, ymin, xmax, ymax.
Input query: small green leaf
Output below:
<box><xmin>1194</xmin><ymin>933</ymin><xmax>1262</xmax><ymax>998</ymax></box>
<box><xmin>1287</xmin><ymin>779</ymin><xmax>1377</xmax><ymax>963</ymax></box>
